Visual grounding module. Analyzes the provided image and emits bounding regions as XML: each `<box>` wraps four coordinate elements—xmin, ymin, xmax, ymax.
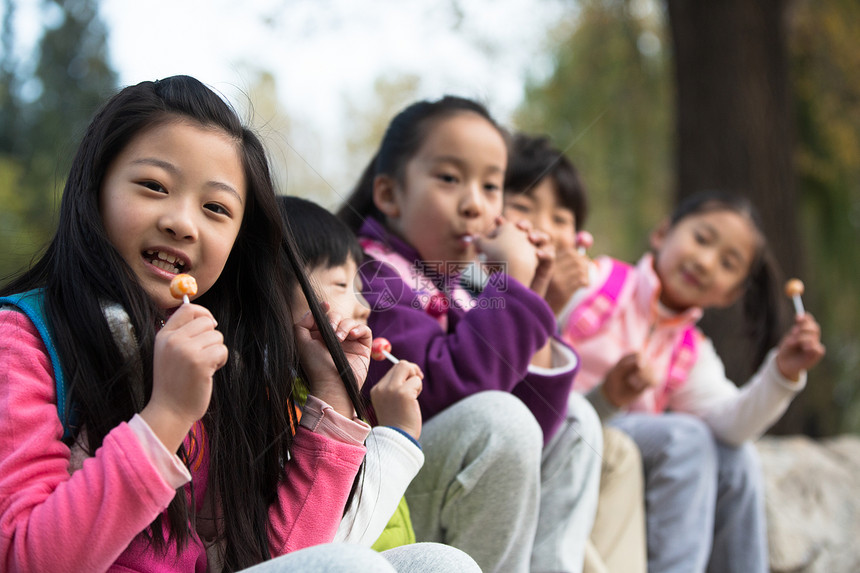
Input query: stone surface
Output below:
<box><xmin>757</xmin><ymin>434</ymin><xmax>860</xmax><ymax>573</ymax></box>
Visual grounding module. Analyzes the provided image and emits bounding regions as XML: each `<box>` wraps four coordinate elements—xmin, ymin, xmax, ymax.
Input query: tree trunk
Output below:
<box><xmin>666</xmin><ymin>0</ymin><xmax>808</xmax><ymax>434</ymax></box>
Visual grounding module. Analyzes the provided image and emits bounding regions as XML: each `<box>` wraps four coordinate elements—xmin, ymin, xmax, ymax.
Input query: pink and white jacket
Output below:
<box><xmin>0</xmin><ymin>309</ymin><xmax>370</xmax><ymax>572</ymax></box>
<box><xmin>559</xmin><ymin>254</ymin><xmax>806</xmax><ymax>446</ymax></box>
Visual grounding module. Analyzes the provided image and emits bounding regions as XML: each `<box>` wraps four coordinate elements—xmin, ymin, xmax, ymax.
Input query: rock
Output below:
<box><xmin>756</xmin><ymin>434</ymin><xmax>860</xmax><ymax>573</ymax></box>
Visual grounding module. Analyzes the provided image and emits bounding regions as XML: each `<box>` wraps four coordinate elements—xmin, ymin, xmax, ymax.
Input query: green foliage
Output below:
<box><xmin>0</xmin><ymin>0</ymin><xmax>117</xmax><ymax>283</ymax></box>
<box><xmin>514</xmin><ymin>0</ymin><xmax>672</xmax><ymax>262</ymax></box>
<box><xmin>518</xmin><ymin>0</ymin><xmax>860</xmax><ymax>435</ymax></box>
<box><xmin>791</xmin><ymin>0</ymin><xmax>860</xmax><ymax>433</ymax></box>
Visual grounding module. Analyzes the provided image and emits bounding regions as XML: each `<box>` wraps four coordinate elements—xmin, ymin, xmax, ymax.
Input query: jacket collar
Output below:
<box><xmin>635</xmin><ymin>253</ymin><xmax>703</xmax><ymax>327</ymax></box>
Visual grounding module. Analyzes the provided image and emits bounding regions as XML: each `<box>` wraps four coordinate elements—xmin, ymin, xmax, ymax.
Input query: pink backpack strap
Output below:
<box><xmin>564</xmin><ymin>259</ymin><xmax>632</xmax><ymax>339</ymax></box>
<box><xmin>654</xmin><ymin>326</ymin><xmax>699</xmax><ymax>412</ymax></box>
<box><xmin>359</xmin><ymin>237</ymin><xmax>453</xmax><ymax>329</ymax></box>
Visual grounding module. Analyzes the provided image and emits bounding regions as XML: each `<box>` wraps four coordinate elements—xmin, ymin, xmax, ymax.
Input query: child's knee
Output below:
<box><xmin>717</xmin><ymin>441</ymin><xmax>764</xmax><ymax>496</ymax></box>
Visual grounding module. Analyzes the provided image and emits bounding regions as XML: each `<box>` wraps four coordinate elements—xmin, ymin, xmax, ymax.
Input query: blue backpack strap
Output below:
<box><xmin>0</xmin><ymin>289</ymin><xmax>73</xmax><ymax>440</ymax></box>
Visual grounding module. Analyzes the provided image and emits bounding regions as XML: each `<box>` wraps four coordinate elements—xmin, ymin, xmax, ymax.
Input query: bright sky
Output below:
<box><xmin>7</xmin><ymin>0</ymin><xmax>570</xmax><ymax>202</ymax></box>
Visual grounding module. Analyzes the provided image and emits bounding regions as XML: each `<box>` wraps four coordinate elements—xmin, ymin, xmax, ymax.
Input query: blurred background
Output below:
<box><xmin>1</xmin><ymin>0</ymin><xmax>858</xmax><ymax>436</ymax></box>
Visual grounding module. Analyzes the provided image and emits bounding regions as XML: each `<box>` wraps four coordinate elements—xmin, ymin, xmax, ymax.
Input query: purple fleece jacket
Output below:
<box><xmin>357</xmin><ymin>218</ymin><xmax>577</xmax><ymax>443</ymax></box>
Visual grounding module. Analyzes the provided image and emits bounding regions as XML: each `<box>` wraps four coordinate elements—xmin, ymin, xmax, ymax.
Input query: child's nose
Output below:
<box><xmin>354</xmin><ymin>293</ymin><xmax>371</xmax><ymax>323</ymax></box>
<box><xmin>696</xmin><ymin>248</ymin><xmax>718</xmax><ymax>271</ymax></box>
<box><xmin>459</xmin><ymin>183</ymin><xmax>484</xmax><ymax>218</ymax></box>
<box><xmin>158</xmin><ymin>201</ymin><xmax>198</xmax><ymax>241</ymax></box>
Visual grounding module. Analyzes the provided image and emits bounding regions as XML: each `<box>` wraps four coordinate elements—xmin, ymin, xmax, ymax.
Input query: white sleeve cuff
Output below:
<box><xmin>128</xmin><ymin>414</ymin><xmax>191</xmax><ymax>489</ymax></box>
<box><xmin>528</xmin><ymin>338</ymin><xmax>579</xmax><ymax>376</ymax></box>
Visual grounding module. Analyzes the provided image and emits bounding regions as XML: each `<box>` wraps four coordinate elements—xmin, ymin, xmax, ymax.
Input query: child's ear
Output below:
<box><xmin>373</xmin><ymin>174</ymin><xmax>400</xmax><ymax>218</ymax></box>
<box><xmin>649</xmin><ymin>218</ymin><xmax>671</xmax><ymax>251</ymax></box>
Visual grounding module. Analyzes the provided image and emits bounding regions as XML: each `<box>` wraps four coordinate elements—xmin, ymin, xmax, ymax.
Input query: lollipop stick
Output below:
<box><xmin>792</xmin><ymin>295</ymin><xmax>805</xmax><ymax>317</ymax></box>
<box><xmin>381</xmin><ymin>349</ymin><xmax>400</xmax><ymax>364</ymax></box>
<box><xmin>182</xmin><ymin>294</ymin><xmax>190</xmax><ymax>305</ymax></box>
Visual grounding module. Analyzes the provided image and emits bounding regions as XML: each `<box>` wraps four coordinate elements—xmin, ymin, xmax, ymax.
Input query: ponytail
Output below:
<box><xmin>742</xmin><ymin>246</ymin><xmax>788</xmax><ymax>371</ymax></box>
<box><xmin>337</xmin><ymin>152</ymin><xmax>384</xmax><ymax>233</ymax></box>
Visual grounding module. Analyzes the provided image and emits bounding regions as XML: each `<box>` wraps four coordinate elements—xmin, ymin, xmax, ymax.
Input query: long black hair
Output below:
<box><xmin>1</xmin><ymin>75</ymin><xmax>365</xmax><ymax>571</ymax></box>
<box><xmin>336</xmin><ymin>95</ymin><xmax>507</xmax><ymax>232</ymax></box>
<box><xmin>664</xmin><ymin>191</ymin><xmax>787</xmax><ymax>371</ymax></box>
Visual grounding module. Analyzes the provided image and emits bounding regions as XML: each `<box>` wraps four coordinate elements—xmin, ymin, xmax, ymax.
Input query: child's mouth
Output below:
<box><xmin>144</xmin><ymin>250</ymin><xmax>186</xmax><ymax>274</ymax></box>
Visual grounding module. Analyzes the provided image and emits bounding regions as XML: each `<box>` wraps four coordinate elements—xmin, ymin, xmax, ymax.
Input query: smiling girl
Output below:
<box><xmin>559</xmin><ymin>191</ymin><xmax>825</xmax><ymax>573</ymax></box>
<box><xmin>0</xmin><ymin>76</ymin><xmax>449</xmax><ymax>572</ymax></box>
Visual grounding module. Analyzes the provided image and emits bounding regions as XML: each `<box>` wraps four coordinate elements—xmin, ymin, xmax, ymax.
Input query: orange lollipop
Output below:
<box><xmin>170</xmin><ymin>273</ymin><xmax>197</xmax><ymax>304</ymax></box>
<box><xmin>371</xmin><ymin>337</ymin><xmax>399</xmax><ymax>364</ymax></box>
<box><xmin>784</xmin><ymin>278</ymin><xmax>805</xmax><ymax>316</ymax></box>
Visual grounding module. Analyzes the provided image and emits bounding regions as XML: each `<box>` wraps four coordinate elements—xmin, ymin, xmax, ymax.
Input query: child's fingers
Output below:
<box><xmin>405</xmin><ymin>374</ymin><xmax>423</xmax><ymax>398</ymax></box>
<box><xmin>386</xmin><ymin>360</ymin><xmax>423</xmax><ymax>381</ymax></box>
<box><xmin>196</xmin><ymin>333</ymin><xmax>229</xmax><ymax>369</ymax></box>
<box><xmin>162</xmin><ymin>303</ymin><xmax>217</xmax><ymax>331</ymax></box>
<box><xmin>331</xmin><ymin>316</ymin><xmax>363</xmax><ymax>341</ymax></box>
<box><xmin>174</xmin><ymin>314</ymin><xmax>222</xmax><ymax>339</ymax></box>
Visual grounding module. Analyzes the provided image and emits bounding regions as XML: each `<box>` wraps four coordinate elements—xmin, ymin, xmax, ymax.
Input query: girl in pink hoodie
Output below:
<box><xmin>0</xmin><ymin>76</ymin><xmax>477</xmax><ymax>573</ymax></box>
<box><xmin>560</xmin><ymin>191</ymin><xmax>825</xmax><ymax>573</ymax></box>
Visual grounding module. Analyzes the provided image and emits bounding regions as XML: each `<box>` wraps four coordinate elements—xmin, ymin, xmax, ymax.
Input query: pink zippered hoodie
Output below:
<box><xmin>0</xmin><ymin>310</ymin><xmax>369</xmax><ymax>572</ymax></box>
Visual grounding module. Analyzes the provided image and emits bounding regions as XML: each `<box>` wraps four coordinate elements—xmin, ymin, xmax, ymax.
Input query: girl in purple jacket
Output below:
<box><xmin>337</xmin><ymin>96</ymin><xmax>603</xmax><ymax>573</ymax></box>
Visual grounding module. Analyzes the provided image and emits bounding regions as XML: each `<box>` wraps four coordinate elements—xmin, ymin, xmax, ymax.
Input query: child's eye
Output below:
<box><xmin>484</xmin><ymin>183</ymin><xmax>501</xmax><ymax>193</ymax></box>
<box><xmin>205</xmin><ymin>203</ymin><xmax>230</xmax><ymax>216</ymax></box>
<box><xmin>554</xmin><ymin>214</ymin><xmax>574</xmax><ymax>227</ymax></box>
<box><xmin>141</xmin><ymin>181</ymin><xmax>166</xmax><ymax>193</ymax></box>
<box><xmin>507</xmin><ymin>202</ymin><xmax>531</xmax><ymax>214</ymax></box>
<box><xmin>721</xmin><ymin>257</ymin><xmax>739</xmax><ymax>272</ymax></box>
<box><xmin>437</xmin><ymin>173</ymin><xmax>458</xmax><ymax>184</ymax></box>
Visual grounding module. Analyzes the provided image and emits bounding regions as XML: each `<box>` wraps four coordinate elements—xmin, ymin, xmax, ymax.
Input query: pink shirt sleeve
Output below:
<box><xmin>0</xmin><ymin>310</ymin><xmax>181</xmax><ymax>573</ymax></box>
<box><xmin>266</xmin><ymin>395</ymin><xmax>370</xmax><ymax>555</ymax></box>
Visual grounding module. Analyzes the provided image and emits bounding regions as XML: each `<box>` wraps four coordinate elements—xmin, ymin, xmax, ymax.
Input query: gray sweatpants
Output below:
<box><xmin>405</xmin><ymin>391</ymin><xmax>603</xmax><ymax>573</ymax></box>
<box><xmin>611</xmin><ymin>412</ymin><xmax>768</xmax><ymax>573</ymax></box>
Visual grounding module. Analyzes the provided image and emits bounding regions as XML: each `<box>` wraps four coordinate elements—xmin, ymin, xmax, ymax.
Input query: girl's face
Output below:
<box><xmin>651</xmin><ymin>208</ymin><xmax>759</xmax><ymax>311</ymax></box>
<box><xmin>100</xmin><ymin>120</ymin><xmax>246</xmax><ymax>309</ymax></box>
<box><xmin>382</xmin><ymin>112</ymin><xmax>507</xmax><ymax>269</ymax></box>
<box><xmin>503</xmin><ymin>177</ymin><xmax>577</xmax><ymax>251</ymax></box>
<box><xmin>293</xmin><ymin>256</ymin><xmax>370</xmax><ymax>325</ymax></box>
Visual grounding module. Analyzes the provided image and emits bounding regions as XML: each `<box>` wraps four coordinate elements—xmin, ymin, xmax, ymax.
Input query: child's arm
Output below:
<box><xmin>0</xmin><ymin>311</ymin><xmax>189</xmax><ymax>572</ymax></box>
<box><xmin>267</xmin><ymin>396</ymin><xmax>370</xmax><ymax>554</ymax></box>
<box><xmin>332</xmin><ymin>361</ymin><xmax>424</xmax><ymax>546</ymax></box>
<box><xmin>362</xmin><ymin>259</ymin><xmax>571</xmax><ymax>441</ymax></box>
<box><xmin>141</xmin><ymin>302</ymin><xmax>227</xmax><ymax>453</ymax></box>
<box><xmin>333</xmin><ymin>425</ymin><xmax>424</xmax><ymax>546</ymax></box>
<box><xmin>265</xmin><ymin>309</ymin><xmax>374</xmax><ymax>554</ymax></box>
<box><xmin>669</xmin><ymin>320</ymin><xmax>823</xmax><ymax>446</ymax></box>
<box><xmin>479</xmin><ymin>218</ymin><xmax>556</xmax><ymax>368</ymax></box>
<box><xmin>369</xmin><ymin>360</ymin><xmax>424</xmax><ymax>440</ymax></box>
